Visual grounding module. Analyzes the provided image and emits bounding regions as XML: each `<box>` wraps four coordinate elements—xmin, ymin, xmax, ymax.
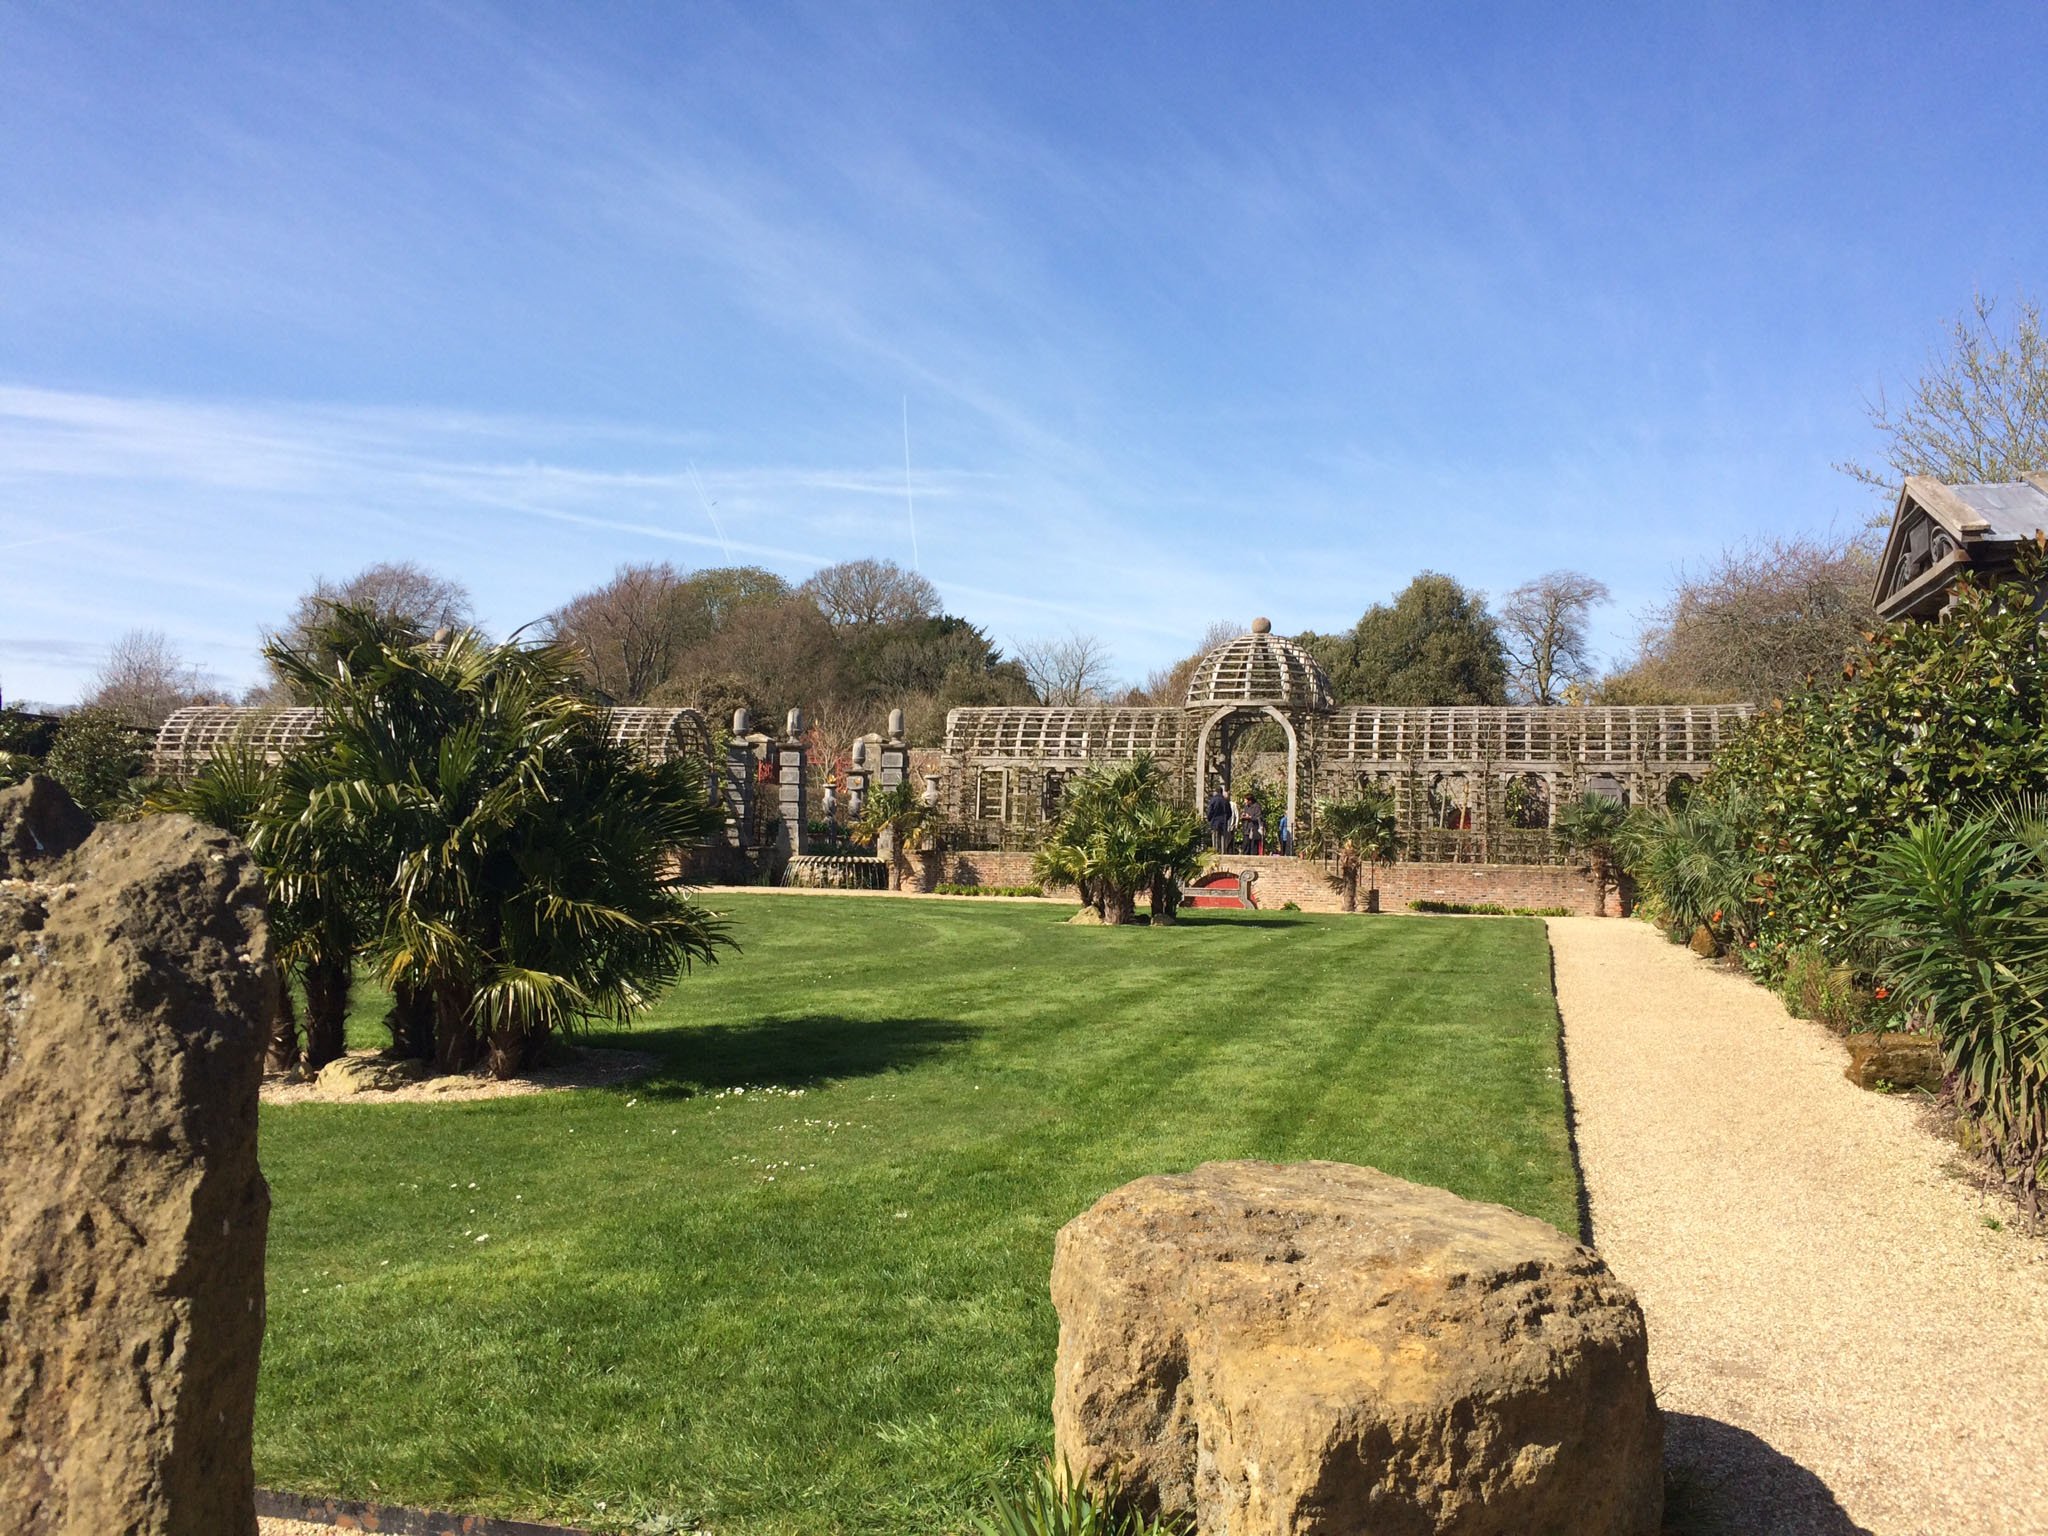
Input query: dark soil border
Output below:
<box><xmin>257</xmin><ymin>1488</ymin><xmax>592</xmax><ymax>1535</ymax></box>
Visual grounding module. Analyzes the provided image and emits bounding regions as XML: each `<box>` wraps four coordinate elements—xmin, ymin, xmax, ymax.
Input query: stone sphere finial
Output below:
<box><xmin>1251</xmin><ymin>617</ymin><xmax>1272</xmax><ymax>635</ymax></box>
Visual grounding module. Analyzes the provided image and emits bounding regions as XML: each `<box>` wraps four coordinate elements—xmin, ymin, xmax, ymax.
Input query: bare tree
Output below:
<box><xmin>1017</xmin><ymin>631</ymin><xmax>1118</xmax><ymax>706</ymax></box>
<box><xmin>801</xmin><ymin>558</ymin><xmax>940</xmax><ymax>628</ymax></box>
<box><xmin>1600</xmin><ymin>535</ymin><xmax>1877</xmax><ymax>705</ymax></box>
<box><xmin>1840</xmin><ymin>291</ymin><xmax>2048</xmax><ymax>509</ymax></box>
<box><xmin>260</xmin><ymin>562</ymin><xmax>475</xmax><ymax>701</ymax></box>
<box><xmin>545</xmin><ymin>562</ymin><xmax>693</xmax><ymax>703</ymax></box>
<box><xmin>87</xmin><ymin>629</ymin><xmax>220</xmax><ymax>727</ymax></box>
<box><xmin>281</xmin><ymin>561</ymin><xmax>473</xmax><ymax>644</ymax></box>
<box><xmin>1500</xmin><ymin>572</ymin><xmax>1611</xmax><ymax>705</ymax></box>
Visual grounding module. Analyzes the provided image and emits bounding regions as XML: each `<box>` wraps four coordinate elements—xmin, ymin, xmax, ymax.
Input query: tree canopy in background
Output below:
<box><xmin>1599</xmin><ymin>535</ymin><xmax>1876</xmax><ymax>705</ymax></box>
<box><xmin>265</xmin><ymin>561</ymin><xmax>474</xmax><ymax>700</ymax></box>
<box><xmin>1300</xmin><ymin>573</ymin><xmax>1509</xmax><ymax>706</ymax></box>
<box><xmin>800</xmin><ymin>557</ymin><xmax>941</xmax><ymax>628</ymax></box>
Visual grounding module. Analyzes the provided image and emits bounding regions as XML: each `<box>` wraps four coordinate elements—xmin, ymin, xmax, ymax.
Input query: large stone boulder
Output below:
<box><xmin>0</xmin><ymin>782</ymin><xmax>275</xmax><ymax>1536</ymax></box>
<box><xmin>1052</xmin><ymin>1161</ymin><xmax>1662</xmax><ymax>1536</ymax></box>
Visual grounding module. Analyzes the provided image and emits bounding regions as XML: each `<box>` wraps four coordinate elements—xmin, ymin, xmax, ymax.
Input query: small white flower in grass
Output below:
<box><xmin>468</xmin><ymin>1182</ymin><xmax>477</xmax><ymax>1189</ymax></box>
<box><xmin>380</xmin><ymin>1260</ymin><xmax>390</xmax><ymax>1267</ymax></box>
<box><xmin>625</xmin><ymin>1097</ymin><xmax>637</xmax><ymax>1108</ymax></box>
<box><xmin>475</xmin><ymin>1233</ymin><xmax>489</xmax><ymax>1242</ymax></box>
<box><xmin>894</xmin><ymin>1211</ymin><xmax>908</xmax><ymax>1219</ymax></box>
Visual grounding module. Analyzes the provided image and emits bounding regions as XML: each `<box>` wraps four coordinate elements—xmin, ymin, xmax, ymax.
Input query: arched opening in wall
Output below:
<box><xmin>1665</xmin><ymin>774</ymin><xmax>1696</xmax><ymax>810</ymax></box>
<box><xmin>1504</xmin><ymin>772</ymin><xmax>1550</xmax><ymax>829</ymax></box>
<box><xmin>1428</xmin><ymin>772</ymin><xmax>1473</xmax><ymax>830</ymax></box>
<box><xmin>1586</xmin><ymin>772</ymin><xmax>1630</xmax><ymax>808</ymax></box>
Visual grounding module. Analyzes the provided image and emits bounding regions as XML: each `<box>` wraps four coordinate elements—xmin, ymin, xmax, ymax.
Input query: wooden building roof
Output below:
<box><xmin>1873</xmin><ymin>474</ymin><xmax>2048</xmax><ymax>623</ymax></box>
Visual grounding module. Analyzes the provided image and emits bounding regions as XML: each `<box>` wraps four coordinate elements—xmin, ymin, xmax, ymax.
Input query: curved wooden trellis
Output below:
<box><xmin>153</xmin><ymin>704</ymin><xmax>716</xmax><ymax>778</ymax></box>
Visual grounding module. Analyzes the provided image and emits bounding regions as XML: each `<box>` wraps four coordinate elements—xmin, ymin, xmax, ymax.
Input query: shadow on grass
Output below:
<box><xmin>615</xmin><ymin>1012</ymin><xmax>983</xmax><ymax>1098</ymax></box>
<box><xmin>1662</xmin><ymin>1414</ymin><xmax>1873</xmax><ymax>1535</ymax></box>
<box><xmin>1168</xmin><ymin>913</ymin><xmax>1319</xmax><ymax>930</ymax></box>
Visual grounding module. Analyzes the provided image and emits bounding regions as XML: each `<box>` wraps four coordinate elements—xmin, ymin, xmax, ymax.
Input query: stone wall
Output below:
<box><xmin>936</xmin><ymin>848</ymin><xmax>1607</xmax><ymax>915</ymax></box>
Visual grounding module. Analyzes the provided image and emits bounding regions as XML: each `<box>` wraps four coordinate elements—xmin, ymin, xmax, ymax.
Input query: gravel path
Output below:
<box><xmin>1549</xmin><ymin>917</ymin><xmax>2048</xmax><ymax>1536</ymax></box>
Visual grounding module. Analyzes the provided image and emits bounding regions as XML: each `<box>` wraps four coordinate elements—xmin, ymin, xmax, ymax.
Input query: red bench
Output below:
<box><xmin>1184</xmin><ymin>869</ymin><xmax>1259</xmax><ymax>910</ymax></box>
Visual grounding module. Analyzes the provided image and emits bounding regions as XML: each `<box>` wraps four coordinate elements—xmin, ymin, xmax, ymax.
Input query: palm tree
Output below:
<box><xmin>270</xmin><ymin>609</ymin><xmax>733</xmax><ymax>1076</ymax></box>
<box><xmin>1034</xmin><ymin>756</ymin><xmax>1206</xmax><ymax>926</ymax></box>
<box><xmin>851</xmin><ymin>780</ymin><xmax>939</xmax><ymax>891</ymax></box>
<box><xmin>1316</xmin><ymin>790</ymin><xmax>1399</xmax><ymax>913</ymax></box>
<box><xmin>1554</xmin><ymin>792</ymin><xmax>1632</xmax><ymax>916</ymax></box>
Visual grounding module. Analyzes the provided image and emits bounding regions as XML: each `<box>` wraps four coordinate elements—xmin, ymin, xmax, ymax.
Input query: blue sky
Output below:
<box><xmin>3</xmin><ymin>1</ymin><xmax>2044</xmax><ymax>706</ymax></box>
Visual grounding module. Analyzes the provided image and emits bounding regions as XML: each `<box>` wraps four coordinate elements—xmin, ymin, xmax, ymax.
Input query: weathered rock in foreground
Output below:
<box><xmin>313</xmin><ymin>1052</ymin><xmax>433</xmax><ymax>1096</ymax></box>
<box><xmin>1844</xmin><ymin>1031</ymin><xmax>1943</xmax><ymax>1093</ymax></box>
<box><xmin>0</xmin><ymin>781</ymin><xmax>275</xmax><ymax>1536</ymax></box>
<box><xmin>1052</xmin><ymin>1160</ymin><xmax>1662</xmax><ymax>1536</ymax></box>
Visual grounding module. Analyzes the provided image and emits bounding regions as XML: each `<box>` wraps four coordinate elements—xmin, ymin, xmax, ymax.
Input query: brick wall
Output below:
<box><xmin>935</xmin><ymin>849</ymin><xmax>1611</xmax><ymax>915</ymax></box>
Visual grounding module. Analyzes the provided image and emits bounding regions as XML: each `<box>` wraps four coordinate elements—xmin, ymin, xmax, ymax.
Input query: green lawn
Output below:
<box><xmin>257</xmin><ymin>897</ymin><xmax>1576</xmax><ymax>1534</ymax></box>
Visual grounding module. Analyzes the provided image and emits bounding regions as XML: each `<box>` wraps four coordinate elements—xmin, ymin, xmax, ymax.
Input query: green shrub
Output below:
<box><xmin>1703</xmin><ymin>560</ymin><xmax>2048</xmax><ymax>969</ymax></box>
<box><xmin>1777</xmin><ymin>944</ymin><xmax>1871</xmax><ymax>1033</ymax></box>
<box><xmin>43</xmin><ymin>706</ymin><xmax>146</xmax><ymax>818</ymax></box>
<box><xmin>935</xmin><ymin>882</ymin><xmax>1046</xmax><ymax>897</ymax></box>
<box><xmin>979</xmin><ymin>1461</ymin><xmax>1181</xmax><ymax>1536</ymax></box>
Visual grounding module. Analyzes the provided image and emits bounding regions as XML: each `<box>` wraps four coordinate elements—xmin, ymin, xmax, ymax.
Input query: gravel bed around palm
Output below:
<box><xmin>1549</xmin><ymin>917</ymin><xmax>2048</xmax><ymax>1536</ymax></box>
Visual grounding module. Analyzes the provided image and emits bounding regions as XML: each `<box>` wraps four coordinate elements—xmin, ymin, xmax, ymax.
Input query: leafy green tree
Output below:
<box><xmin>1033</xmin><ymin>755</ymin><xmax>1206</xmax><ymax>926</ymax></box>
<box><xmin>43</xmin><ymin>707</ymin><xmax>145</xmax><ymax>818</ymax></box>
<box><xmin>1701</xmin><ymin>555</ymin><xmax>2048</xmax><ymax>962</ymax></box>
<box><xmin>1305</xmin><ymin>573</ymin><xmax>1508</xmax><ymax>705</ymax></box>
<box><xmin>1315</xmin><ymin>789</ymin><xmax>1398</xmax><ymax>912</ymax></box>
<box><xmin>1553</xmin><ymin>793</ymin><xmax>1631</xmax><ymax>916</ymax></box>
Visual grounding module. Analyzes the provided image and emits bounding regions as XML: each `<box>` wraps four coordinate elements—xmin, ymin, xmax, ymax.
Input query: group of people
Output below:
<box><xmin>1204</xmin><ymin>785</ymin><xmax>1291</xmax><ymax>857</ymax></box>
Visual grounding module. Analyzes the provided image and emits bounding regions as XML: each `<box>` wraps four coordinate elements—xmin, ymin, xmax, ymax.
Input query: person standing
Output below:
<box><xmin>1277</xmin><ymin>809</ymin><xmax>1292</xmax><ymax>857</ymax></box>
<box><xmin>1205</xmin><ymin>784</ymin><xmax>1233</xmax><ymax>854</ymax></box>
<box><xmin>1241</xmin><ymin>794</ymin><xmax>1265</xmax><ymax>856</ymax></box>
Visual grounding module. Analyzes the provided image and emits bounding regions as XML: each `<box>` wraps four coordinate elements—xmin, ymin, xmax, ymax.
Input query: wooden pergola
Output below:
<box><xmin>939</xmin><ymin>621</ymin><xmax>1752</xmax><ymax>863</ymax></box>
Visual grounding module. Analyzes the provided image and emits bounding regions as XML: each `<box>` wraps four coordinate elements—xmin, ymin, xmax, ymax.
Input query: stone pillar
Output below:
<box><xmin>721</xmin><ymin>709</ymin><xmax>755</xmax><ymax>849</ymax></box>
<box><xmin>1</xmin><ymin>779</ymin><xmax>275</xmax><ymax>1536</ymax></box>
<box><xmin>778</xmin><ymin>708</ymin><xmax>808</xmax><ymax>858</ymax></box>
<box><xmin>879</xmin><ymin>707</ymin><xmax>909</xmax><ymax>791</ymax></box>
<box><xmin>847</xmin><ymin>737</ymin><xmax>874</xmax><ymax>821</ymax></box>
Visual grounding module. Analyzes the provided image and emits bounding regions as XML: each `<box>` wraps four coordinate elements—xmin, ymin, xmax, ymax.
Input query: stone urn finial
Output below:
<box><xmin>786</xmin><ymin>706</ymin><xmax>804</xmax><ymax>737</ymax></box>
<box><xmin>888</xmin><ymin>707</ymin><xmax>906</xmax><ymax>740</ymax></box>
<box><xmin>732</xmin><ymin>708</ymin><xmax>751</xmax><ymax>736</ymax></box>
<box><xmin>921</xmin><ymin>772</ymin><xmax>941</xmax><ymax>809</ymax></box>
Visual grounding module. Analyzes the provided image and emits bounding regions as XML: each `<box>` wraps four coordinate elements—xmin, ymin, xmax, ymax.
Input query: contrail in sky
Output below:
<box><xmin>686</xmin><ymin>460</ymin><xmax>733</xmax><ymax>562</ymax></box>
<box><xmin>902</xmin><ymin>395</ymin><xmax>920</xmax><ymax>571</ymax></box>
